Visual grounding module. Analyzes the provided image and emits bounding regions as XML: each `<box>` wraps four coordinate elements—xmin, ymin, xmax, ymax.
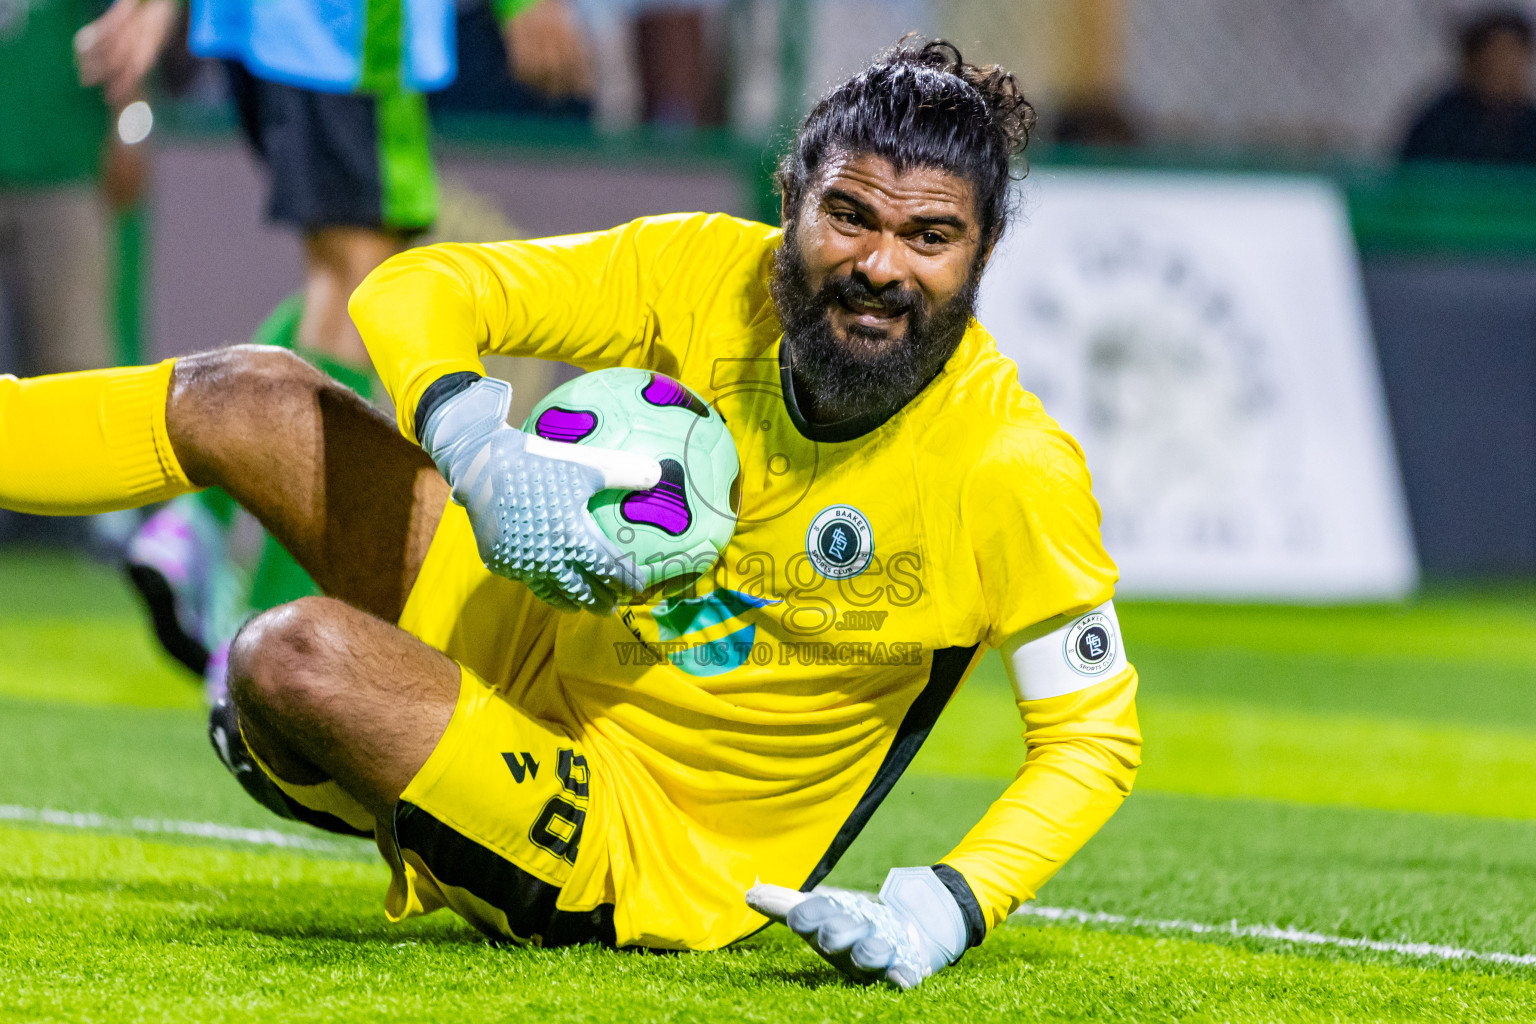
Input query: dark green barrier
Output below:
<box><xmin>1344</xmin><ymin>162</ymin><xmax>1536</xmax><ymax>256</ymax></box>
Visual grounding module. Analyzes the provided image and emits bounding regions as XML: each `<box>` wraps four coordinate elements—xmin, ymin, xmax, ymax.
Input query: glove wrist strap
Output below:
<box><xmin>931</xmin><ymin>863</ymin><xmax>988</xmax><ymax>950</ymax></box>
<box><xmin>414</xmin><ymin>371</ymin><xmax>484</xmax><ymax>444</ymax></box>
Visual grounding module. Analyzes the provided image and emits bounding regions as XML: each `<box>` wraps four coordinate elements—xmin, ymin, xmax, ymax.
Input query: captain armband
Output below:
<box><xmin>1001</xmin><ymin>601</ymin><xmax>1128</xmax><ymax>702</ymax></box>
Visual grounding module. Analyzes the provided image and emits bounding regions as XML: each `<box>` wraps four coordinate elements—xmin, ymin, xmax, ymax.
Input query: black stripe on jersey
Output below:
<box><xmin>393</xmin><ymin>801</ymin><xmax>616</xmax><ymax>948</ymax></box>
<box><xmin>799</xmin><ymin>644</ymin><xmax>982</xmax><ymax>891</ymax></box>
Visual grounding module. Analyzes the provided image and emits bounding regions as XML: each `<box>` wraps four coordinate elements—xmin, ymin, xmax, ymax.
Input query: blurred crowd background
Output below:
<box><xmin>4</xmin><ymin>0</ymin><xmax>1536</xmax><ymax>584</ymax></box>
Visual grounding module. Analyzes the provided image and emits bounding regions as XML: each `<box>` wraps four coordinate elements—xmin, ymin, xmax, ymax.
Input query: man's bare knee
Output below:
<box><xmin>228</xmin><ymin>596</ymin><xmax>351</xmax><ymax>730</ymax></box>
<box><xmin>176</xmin><ymin>344</ymin><xmax>325</xmax><ymax>401</ymax></box>
<box><xmin>226</xmin><ymin>594</ymin><xmax>457</xmax><ymax>816</ymax></box>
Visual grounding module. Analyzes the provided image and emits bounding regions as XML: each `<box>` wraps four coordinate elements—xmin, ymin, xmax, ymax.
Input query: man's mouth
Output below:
<box><xmin>834</xmin><ymin>292</ymin><xmax>908</xmax><ymax>329</ymax></box>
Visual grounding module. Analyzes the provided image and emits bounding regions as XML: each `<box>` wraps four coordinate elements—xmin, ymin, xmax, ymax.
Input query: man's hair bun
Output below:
<box><xmin>902</xmin><ymin>37</ymin><xmax>1035</xmax><ymax>161</ymax></box>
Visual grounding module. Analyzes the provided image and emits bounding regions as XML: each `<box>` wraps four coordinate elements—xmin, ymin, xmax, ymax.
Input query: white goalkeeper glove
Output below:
<box><xmin>746</xmin><ymin>867</ymin><xmax>977</xmax><ymax>990</ymax></box>
<box><xmin>419</xmin><ymin>375</ymin><xmax>660</xmax><ymax>613</ymax></box>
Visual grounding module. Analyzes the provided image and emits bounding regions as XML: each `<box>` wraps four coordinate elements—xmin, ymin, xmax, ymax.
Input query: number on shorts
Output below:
<box><xmin>529</xmin><ymin>748</ymin><xmax>589</xmax><ymax>864</ymax></box>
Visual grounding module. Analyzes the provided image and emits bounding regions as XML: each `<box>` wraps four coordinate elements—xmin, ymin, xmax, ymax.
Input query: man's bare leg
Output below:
<box><xmin>228</xmin><ymin>596</ymin><xmax>458</xmax><ymax>820</ymax></box>
<box><xmin>168</xmin><ymin>344</ymin><xmax>455</xmax><ymax>809</ymax></box>
<box><xmin>168</xmin><ymin>344</ymin><xmax>440</xmax><ymax>621</ymax></box>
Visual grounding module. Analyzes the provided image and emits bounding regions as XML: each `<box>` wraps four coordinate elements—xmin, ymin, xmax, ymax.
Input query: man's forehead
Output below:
<box><xmin>812</xmin><ymin>152</ymin><xmax>975</xmax><ymax>221</ymax></box>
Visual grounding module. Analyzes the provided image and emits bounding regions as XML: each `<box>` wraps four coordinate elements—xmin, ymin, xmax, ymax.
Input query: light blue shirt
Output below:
<box><xmin>189</xmin><ymin>0</ymin><xmax>456</xmax><ymax>93</ymax></box>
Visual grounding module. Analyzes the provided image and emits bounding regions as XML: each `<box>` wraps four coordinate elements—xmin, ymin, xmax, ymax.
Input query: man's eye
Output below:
<box><xmin>920</xmin><ymin>232</ymin><xmax>946</xmax><ymax>246</ymax></box>
<box><xmin>832</xmin><ymin>210</ymin><xmax>861</xmax><ymax>225</ymax></box>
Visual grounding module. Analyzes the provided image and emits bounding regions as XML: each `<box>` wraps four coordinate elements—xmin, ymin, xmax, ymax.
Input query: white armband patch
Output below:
<box><xmin>1002</xmin><ymin>601</ymin><xmax>1127</xmax><ymax>702</ymax></box>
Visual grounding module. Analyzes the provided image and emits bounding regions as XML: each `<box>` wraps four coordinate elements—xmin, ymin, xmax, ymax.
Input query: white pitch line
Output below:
<box><xmin>0</xmin><ymin>804</ymin><xmax>365</xmax><ymax>856</ymax></box>
<box><xmin>1013</xmin><ymin>904</ymin><xmax>1536</xmax><ymax>967</ymax></box>
<box><xmin>6</xmin><ymin>802</ymin><xmax>1534</xmax><ymax>968</ymax></box>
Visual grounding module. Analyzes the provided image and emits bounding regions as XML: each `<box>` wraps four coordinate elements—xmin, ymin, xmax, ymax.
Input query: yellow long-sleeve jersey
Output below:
<box><xmin>350</xmin><ymin>212</ymin><xmax>1141</xmax><ymax>947</ymax></box>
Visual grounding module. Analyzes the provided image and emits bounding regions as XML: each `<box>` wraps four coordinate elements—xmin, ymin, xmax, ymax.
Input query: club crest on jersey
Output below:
<box><xmin>1064</xmin><ymin>612</ymin><xmax>1116</xmax><ymax>675</ymax></box>
<box><xmin>805</xmin><ymin>505</ymin><xmax>873</xmax><ymax>580</ymax></box>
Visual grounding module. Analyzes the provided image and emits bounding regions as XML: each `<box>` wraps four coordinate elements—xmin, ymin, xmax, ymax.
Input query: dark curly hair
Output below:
<box><xmin>777</xmin><ymin>38</ymin><xmax>1035</xmax><ymax>249</ymax></box>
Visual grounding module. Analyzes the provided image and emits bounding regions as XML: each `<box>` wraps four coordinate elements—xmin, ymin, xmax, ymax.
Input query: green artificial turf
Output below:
<box><xmin>5</xmin><ymin>550</ymin><xmax>1536</xmax><ymax>1021</ymax></box>
<box><xmin>5</xmin><ymin>826</ymin><xmax>1536</xmax><ymax>1024</ymax></box>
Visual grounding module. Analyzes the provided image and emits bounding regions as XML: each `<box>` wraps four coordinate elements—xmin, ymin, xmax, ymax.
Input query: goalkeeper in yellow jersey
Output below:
<box><xmin>0</xmin><ymin>39</ymin><xmax>1139</xmax><ymax>989</ymax></box>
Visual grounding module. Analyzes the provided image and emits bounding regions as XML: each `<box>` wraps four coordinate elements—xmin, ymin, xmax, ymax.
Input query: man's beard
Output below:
<box><xmin>771</xmin><ymin>222</ymin><xmax>980</xmax><ymax>426</ymax></box>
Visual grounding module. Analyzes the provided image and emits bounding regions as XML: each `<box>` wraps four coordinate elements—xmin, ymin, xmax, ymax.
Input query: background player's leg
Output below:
<box><xmin>168</xmin><ymin>344</ymin><xmax>445</xmax><ymax>622</ymax></box>
<box><xmin>298</xmin><ymin>227</ymin><xmax>405</xmax><ymax>366</ymax></box>
<box><xmin>228</xmin><ymin>595</ymin><xmax>458</xmax><ymax>820</ymax></box>
<box><xmin>124</xmin><ymin>295</ymin><xmax>355</xmax><ymax>686</ymax></box>
<box><xmin>13</xmin><ymin>188</ymin><xmax>113</xmax><ymax>375</ymax></box>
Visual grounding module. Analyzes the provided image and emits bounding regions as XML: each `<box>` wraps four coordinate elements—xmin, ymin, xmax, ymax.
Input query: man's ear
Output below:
<box><xmin>777</xmin><ymin>174</ymin><xmax>799</xmax><ymax>227</ymax></box>
<box><xmin>978</xmin><ymin>225</ymin><xmax>1000</xmax><ymax>269</ymax></box>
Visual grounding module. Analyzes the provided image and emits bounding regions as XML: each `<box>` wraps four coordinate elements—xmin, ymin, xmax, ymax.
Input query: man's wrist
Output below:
<box><xmin>931</xmin><ymin>863</ymin><xmax>988</xmax><ymax>950</ymax></box>
<box><xmin>877</xmin><ymin>866</ymin><xmax>969</xmax><ymax>972</ymax></box>
<box><xmin>413</xmin><ymin>371</ymin><xmax>484</xmax><ymax>445</ymax></box>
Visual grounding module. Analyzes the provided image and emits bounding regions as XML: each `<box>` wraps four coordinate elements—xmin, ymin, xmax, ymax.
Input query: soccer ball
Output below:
<box><xmin>523</xmin><ymin>368</ymin><xmax>741</xmax><ymax>598</ymax></box>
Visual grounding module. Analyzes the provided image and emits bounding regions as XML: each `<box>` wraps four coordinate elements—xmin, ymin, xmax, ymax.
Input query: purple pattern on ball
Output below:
<box><xmin>642</xmin><ymin>374</ymin><xmax>706</xmax><ymax>416</ymax></box>
<box><xmin>534</xmin><ymin>407</ymin><xmax>597</xmax><ymax>443</ymax></box>
<box><xmin>642</xmin><ymin>375</ymin><xmax>687</xmax><ymax>408</ymax></box>
<box><xmin>622</xmin><ymin>480</ymin><xmax>692</xmax><ymax>537</ymax></box>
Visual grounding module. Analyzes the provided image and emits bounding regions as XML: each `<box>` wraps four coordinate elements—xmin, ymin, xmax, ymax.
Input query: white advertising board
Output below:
<box><xmin>976</xmin><ymin>170</ymin><xmax>1417</xmax><ymax>599</ymax></box>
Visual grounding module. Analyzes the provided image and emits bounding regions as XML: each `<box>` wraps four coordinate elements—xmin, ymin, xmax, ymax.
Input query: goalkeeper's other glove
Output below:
<box><xmin>745</xmin><ymin>866</ymin><xmax>982</xmax><ymax>990</ymax></box>
<box><xmin>418</xmin><ymin>374</ymin><xmax>660</xmax><ymax>613</ymax></box>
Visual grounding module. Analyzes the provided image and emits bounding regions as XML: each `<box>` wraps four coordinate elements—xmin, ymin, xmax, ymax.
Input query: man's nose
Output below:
<box><xmin>853</xmin><ymin>233</ymin><xmax>910</xmax><ymax>291</ymax></box>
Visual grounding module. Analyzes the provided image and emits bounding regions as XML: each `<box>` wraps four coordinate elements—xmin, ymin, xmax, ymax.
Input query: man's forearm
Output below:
<box><xmin>939</xmin><ymin>670</ymin><xmax>1142</xmax><ymax>930</ymax></box>
<box><xmin>350</xmin><ymin>246</ymin><xmax>492</xmax><ymax>443</ymax></box>
<box><xmin>349</xmin><ymin>223</ymin><xmax>659</xmax><ymax>441</ymax></box>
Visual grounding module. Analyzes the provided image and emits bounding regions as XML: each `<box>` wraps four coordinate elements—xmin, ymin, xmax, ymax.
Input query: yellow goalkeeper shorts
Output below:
<box><xmin>381</xmin><ymin>661</ymin><xmax>613</xmax><ymax>946</ymax></box>
<box><xmin>386</xmin><ymin>500</ymin><xmax>616</xmax><ymax>945</ymax></box>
